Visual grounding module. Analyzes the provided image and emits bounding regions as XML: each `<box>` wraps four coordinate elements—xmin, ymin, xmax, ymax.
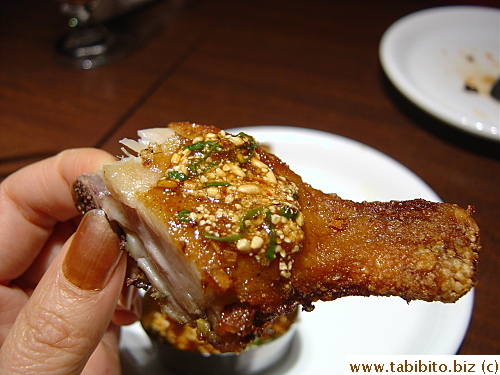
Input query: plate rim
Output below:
<box><xmin>379</xmin><ymin>5</ymin><xmax>500</xmax><ymax>142</ymax></box>
<box><xmin>120</xmin><ymin>126</ymin><xmax>475</xmax><ymax>374</ymax></box>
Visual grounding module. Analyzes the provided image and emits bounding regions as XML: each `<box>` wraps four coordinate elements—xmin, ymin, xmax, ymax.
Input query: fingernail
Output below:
<box><xmin>62</xmin><ymin>209</ymin><xmax>122</xmax><ymax>291</ymax></box>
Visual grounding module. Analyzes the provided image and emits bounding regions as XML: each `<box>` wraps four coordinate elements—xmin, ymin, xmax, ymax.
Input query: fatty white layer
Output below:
<box><xmin>100</xmin><ymin>128</ymin><xmax>206</xmax><ymax>323</ymax></box>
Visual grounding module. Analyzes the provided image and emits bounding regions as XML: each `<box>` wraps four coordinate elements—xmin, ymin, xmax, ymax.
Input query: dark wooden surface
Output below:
<box><xmin>1</xmin><ymin>0</ymin><xmax>498</xmax><ymax>356</ymax></box>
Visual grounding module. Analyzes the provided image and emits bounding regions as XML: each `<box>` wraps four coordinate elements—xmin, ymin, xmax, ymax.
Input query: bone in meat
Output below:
<box><xmin>73</xmin><ymin>122</ymin><xmax>480</xmax><ymax>352</ymax></box>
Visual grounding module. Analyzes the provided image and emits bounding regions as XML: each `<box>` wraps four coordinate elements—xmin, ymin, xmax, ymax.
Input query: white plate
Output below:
<box><xmin>120</xmin><ymin>127</ymin><xmax>474</xmax><ymax>375</ymax></box>
<box><xmin>380</xmin><ymin>6</ymin><xmax>500</xmax><ymax>142</ymax></box>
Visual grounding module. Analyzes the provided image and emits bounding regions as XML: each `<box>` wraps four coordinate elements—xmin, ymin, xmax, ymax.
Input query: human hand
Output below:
<box><xmin>0</xmin><ymin>148</ymin><xmax>137</xmax><ymax>375</ymax></box>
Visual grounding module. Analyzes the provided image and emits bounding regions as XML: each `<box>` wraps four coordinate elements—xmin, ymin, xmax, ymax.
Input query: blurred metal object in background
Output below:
<box><xmin>56</xmin><ymin>0</ymin><xmax>158</xmax><ymax>69</ymax></box>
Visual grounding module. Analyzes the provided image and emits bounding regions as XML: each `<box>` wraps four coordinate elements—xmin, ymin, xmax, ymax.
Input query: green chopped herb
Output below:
<box><xmin>265</xmin><ymin>210</ymin><xmax>277</xmax><ymax>260</ymax></box>
<box><xmin>203</xmin><ymin>207</ymin><xmax>263</xmax><ymax>244</ymax></box>
<box><xmin>280</xmin><ymin>206</ymin><xmax>299</xmax><ymax>220</ymax></box>
<box><xmin>203</xmin><ymin>232</ymin><xmax>242</xmax><ymax>242</ymax></box>
<box><xmin>239</xmin><ymin>207</ymin><xmax>264</xmax><ymax>231</ymax></box>
<box><xmin>235</xmin><ymin>132</ymin><xmax>251</xmax><ymax>138</ymax></box>
<box><xmin>167</xmin><ymin>171</ymin><xmax>188</xmax><ymax>180</ymax></box>
<box><xmin>232</xmin><ymin>132</ymin><xmax>258</xmax><ymax>164</ymax></box>
<box><xmin>186</xmin><ymin>141</ymin><xmax>223</xmax><ymax>175</ymax></box>
<box><xmin>203</xmin><ymin>181</ymin><xmax>231</xmax><ymax>187</ymax></box>
<box><xmin>183</xmin><ymin>141</ymin><xmax>216</xmax><ymax>151</ymax></box>
<box><xmin>177</xmin><ymin>209</ymin><xmax>192</xmax><ymax>223</ymax></box>
<box><xmin>266</xmin><ymin>233</ymin><xmax>277</xmax><ymax>260</ymax></box>
<box><xmin>199</xmin><ymin>161</ymin><xmax>220</xmax><ymax>174</ymax></box>
<box><xmin>187</xmin><ymin>162</ymin><xmax>198</xmax><ymax>174</ymax></box>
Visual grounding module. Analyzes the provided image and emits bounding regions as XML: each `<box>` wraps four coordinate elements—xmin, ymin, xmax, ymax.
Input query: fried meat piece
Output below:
<box><xmin>73</xmin><ymin>123</ymin><xmax>480</xmax><ymax>352</ymax></box>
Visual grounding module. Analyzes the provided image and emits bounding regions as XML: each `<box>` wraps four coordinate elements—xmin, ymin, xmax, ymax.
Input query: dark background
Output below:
<box><xmin>0</xmin><ymin>0</ymin><xmax>498</xmax><ymax>355</ymax></box>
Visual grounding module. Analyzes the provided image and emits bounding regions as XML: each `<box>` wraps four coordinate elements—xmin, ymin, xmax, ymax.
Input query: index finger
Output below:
<box><xmin>0</xmin><ymin>148</ymin><xmax>117</xmax><ymax>281</ymax></box>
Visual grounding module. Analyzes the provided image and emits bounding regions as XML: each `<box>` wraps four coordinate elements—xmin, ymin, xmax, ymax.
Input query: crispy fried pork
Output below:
<box><xmin>72</xmin><ymin>122</ymin><xmax>480</xmax><ymax>352</ymax></box>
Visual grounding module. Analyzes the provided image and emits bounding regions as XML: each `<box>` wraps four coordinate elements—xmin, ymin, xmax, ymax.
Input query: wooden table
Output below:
<box><xmin>1</xmin><ymin>0</ymin><xmax>498</xmax><ymax>357</ymax></box>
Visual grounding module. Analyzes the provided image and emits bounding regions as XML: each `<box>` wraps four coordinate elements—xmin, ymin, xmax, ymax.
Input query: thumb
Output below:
<box><xmin>0</xmin><ymin>210</ymin><xmax>127</xmax><ymax>375</ymax></box>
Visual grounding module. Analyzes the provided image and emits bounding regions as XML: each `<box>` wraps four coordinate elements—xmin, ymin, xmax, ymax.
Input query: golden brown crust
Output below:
<box><xmin>74</xmin><ymin>122</ymin><xmax>481</xmax><ymax>352</ymax></box>
<box><xmin>260</xmin><ymin>149</ymin><xmax>480</xmax><ymax>305</ymax></box>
